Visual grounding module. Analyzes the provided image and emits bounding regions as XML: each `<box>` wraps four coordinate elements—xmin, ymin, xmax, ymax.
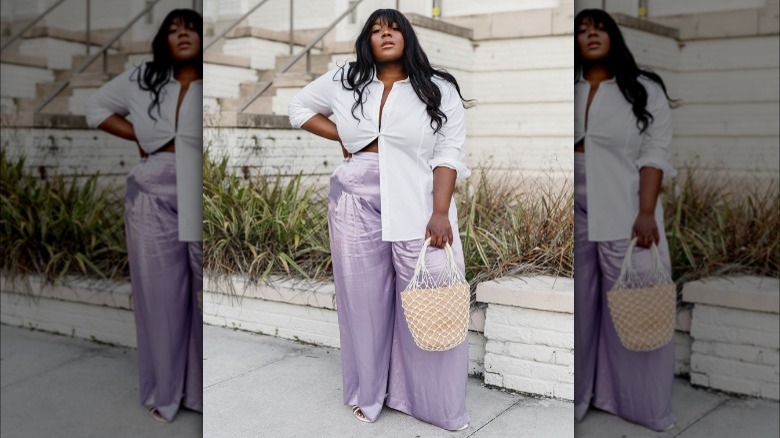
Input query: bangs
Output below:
<box><xmin>369</xmin><ymin>9</ymin><xmax>406</xmax><ymax>30</ymax></box>
<box><xmin>163</xmin><ymin>9</ymin><xmax>202</xmax><ymax>33</ymax></box>
<box><xmin>575</xmin><ymin>9</ymin><xmax>612</xmax><ymax>30</ymax></box>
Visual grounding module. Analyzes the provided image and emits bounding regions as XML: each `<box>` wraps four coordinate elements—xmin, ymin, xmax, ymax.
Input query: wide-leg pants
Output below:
<box><xmin>573</xmin><ymin>152</ymin><xmax>675</xmax><ymax>431</ymax></box>
<box><xmin>125</xmin><ymin>153</ymin><xmax>203</xmax><ymax>421</ymax></box>
<box><xmin>327</xmin><ymin>152</ymin><xmax>470</xmax><ymax>430</ymax></box>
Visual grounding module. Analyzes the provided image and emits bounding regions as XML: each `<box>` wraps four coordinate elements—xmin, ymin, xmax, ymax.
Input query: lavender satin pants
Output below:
<box><xmin>125</xmin><ymin>153</ymin><xmax>203</xmax><ymax>421</ymax></box>
<box><xmin>573</xmin><ymin>152</ymin><xmax>675</xmax><ymax>431</ymax></box>
<box><xmin>327</xmin><ymin>152</ymin><xmax>470</xmax><ymax>430</ymax></box>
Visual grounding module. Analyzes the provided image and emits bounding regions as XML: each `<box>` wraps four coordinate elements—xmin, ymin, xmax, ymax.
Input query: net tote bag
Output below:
<box><xmin>400</xmin><ymin>238</ymin><xmax>470</xmax><ymax>352</ymax></box>
<box><xmin>606</xmin><ymin>238</ymin><xmax>676</xmax><ymax>352</ymax></box>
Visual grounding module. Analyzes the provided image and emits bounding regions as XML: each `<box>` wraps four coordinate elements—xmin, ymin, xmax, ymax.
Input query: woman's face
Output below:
<box><xmin>370</xmin><ymin>18</ymin><xmax>404</xmax><ymax>63</ymax></box>
<box><xmin>577</xmin><ymin>19</ymin><xmax>610</xmax><ymax>62</ymax></box>
<box><xmin>167</xmin><ymin>18</ymin><xmax>200</xmax><ymax>62</ymax></box>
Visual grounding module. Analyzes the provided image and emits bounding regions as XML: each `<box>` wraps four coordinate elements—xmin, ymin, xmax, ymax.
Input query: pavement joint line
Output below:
<box><xmin>671</xmin><ymin>396</ymin><xmax>730</xmax><ymax>437</ymax></box>
<box><xmin>0</xmin><ymin>329</ymin><xmax>112</xmax><ymax>391</ymax></box>
<box><xmin>465</xmin><ymin>395</ymin><xmax>524</xmax><ymax>437</ymax></box>
<box><xmin>203</xmin><ymin>355</ymin><xmax>295</xmax><ymax>390</ymax></box>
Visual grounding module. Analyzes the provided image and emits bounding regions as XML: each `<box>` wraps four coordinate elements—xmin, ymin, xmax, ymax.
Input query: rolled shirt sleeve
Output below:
<box><xmin>428</xmin><ymin>79</ymin><xmax>471</xmax><ymax>180</ymax></box>
<box><xmin>288</xmin><ymin>69</ymin><xmax>336</xmax><ymax>129</ymax></box>
<box><xmin>84</xmin><ymin>68</ymin><xmax>134</xmax><ymax>128</ymax></box>
<box><xmin>636</xmin><ymin>80</ymin><xmax>676</xmax><ymax>182</ymax></box>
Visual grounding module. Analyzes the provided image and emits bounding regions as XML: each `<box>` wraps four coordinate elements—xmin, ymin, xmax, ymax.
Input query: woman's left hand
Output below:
<box><xmin>632</xmin><ymin>212</ymin><xmax>660</xmax><ymax>248</ymax></box>
<box><xmin>426</xmin><ymin>213</ymin><xmax>453</xmax><ymax>248</ymax></box>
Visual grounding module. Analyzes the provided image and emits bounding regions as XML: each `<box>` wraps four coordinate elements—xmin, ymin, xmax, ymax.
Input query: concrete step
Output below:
<box><xmin>21</xmin><ymin>95</ymin><xmax>71</xmax><ymax>114</ymax></box>
<box><xmin>204</xmin><ymin>51</ymin><xmax>251</xmax><ymax>69</ymax></box>
<box><xmin>223</xmin><ymin>25</ymin><xmax>316</xmax><ymax>47</ymax></box>
<box><xmin>70</xmin><ymin>53</ymin><xmax>128</xmax><ymax>75</ymax></box>
<box><xmin>0</xmin><ymin>51</ymin><xmax>48</xmax><ymax>68</ymax></box>
<box><xmin>220</xmin><ymin>95</ymin><xmax>273</xmax><ymax>114</ymax></box>
<box><xmin>273</xmin><ymin>72</ymin><xmax>316</xmax><ymax>88</ymax></box>
<box><xmin>238</xmin><ymin>80</ymin><xmax>273</xmax><ymax>98</ymax></box>
<box><xmin>70</xmin><ymin>71</ymin><xmax>114</xmax><ymax>88</ymax></box>
<box><xmin>275</xmin><ymin>53</ymin><xmax>332</xmax><ymax>74</ymax></box>
<box><xmin>34</xmin><ymin>81</ymin><xmax>73</xmax><ymax>100</ymax></box>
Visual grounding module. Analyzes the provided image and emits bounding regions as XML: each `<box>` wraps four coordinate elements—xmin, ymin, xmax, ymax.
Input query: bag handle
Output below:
<box><xmin>409</xmin><ymin>237</ymin><xmax>464</xmax><ymax>289</ymax></box>
<box><xmin>615</xmin><ymin>237</ymin><xmax>669</xmax><ymax>287</ymax></box>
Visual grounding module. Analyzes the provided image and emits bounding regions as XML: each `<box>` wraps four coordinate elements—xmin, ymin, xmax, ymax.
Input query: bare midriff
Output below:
<box><xmin>155</xmin><ymin>138</ymin><xmax>176</xmax><ymax>153</ymax></box>
<box><xmin>356</xmin><ymin>138</ymin><xmax>379</xmax><ymax>154</ymax></box>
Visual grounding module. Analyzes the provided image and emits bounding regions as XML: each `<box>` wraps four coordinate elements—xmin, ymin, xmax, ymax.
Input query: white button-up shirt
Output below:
<box><xmin>85</xmin><ymin>65</ymin><xmax>203</xmax><ymax>242</ymax></box>
<box><xmin>289</xmin><ymin>67</ymin><xmax>470</xmax><ymax>242</ymax></box>
<box><xmin>575</xmin><ymin>75</ymin><xmax>676</xmax><ymax>242</ymax></box>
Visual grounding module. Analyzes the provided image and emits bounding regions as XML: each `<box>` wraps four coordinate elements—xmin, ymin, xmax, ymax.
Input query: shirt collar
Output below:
<box><xmin>575</xmin><ymin>75</ymin><xmax>617</xmax><ymax>85</ymax></box>
<box><xmin>371</xmin><ymin>68</ymin><xmax>410</xmax><ymax>84</ymax></box>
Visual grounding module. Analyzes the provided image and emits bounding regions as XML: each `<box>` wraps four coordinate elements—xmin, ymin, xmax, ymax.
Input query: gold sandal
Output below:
<box><xmin>351</xmin><ymin>405</ymin><xmax>372</xmax><ymax>423</ymax></box>
<box><xmin>147</xmin><ymin>406</ymin><xmax>169</xmax><ymax>423</ymax></box>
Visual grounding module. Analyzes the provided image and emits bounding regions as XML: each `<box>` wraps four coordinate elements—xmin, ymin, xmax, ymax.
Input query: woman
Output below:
<box><xmin>288</xmin><ymin>9</ymin><xmax>471</xmax><ymax>431</ymax></box>
<box><xmin>85</xmin><ymin>9</ymin><xmax>203</xmax><ymax>423</ymax></box>
<box><xmin>573</xmin><ymin>9</ymin><xmax>677</xmax><ymax>431</ymax></box>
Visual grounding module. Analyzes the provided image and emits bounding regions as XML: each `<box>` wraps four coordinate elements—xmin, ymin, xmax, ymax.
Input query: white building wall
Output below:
<box><xmin>2</xmin><ymin>0</ymin><xmax>199</xmax><ymax>42</ymax></box>
<box><xmin>621</xmin><ymin>25</ymin><xmax>780</xmax><ymax>176</ymax></box>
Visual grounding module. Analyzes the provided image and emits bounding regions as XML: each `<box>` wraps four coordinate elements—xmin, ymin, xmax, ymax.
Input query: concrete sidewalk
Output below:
<box><xmin>576</xmin><ymin>378</ymin><xmax>779</xmax><ymax>438</ymax></box>
<box><xmin>3</xmin><ymin>323</ymin><xmax>777</xmax><ymax>438</ymax></box>
<box><xmin>0</xmin><ymin>324</ymin><xmax>201</xmax><ymax>438</ymax></box>
<box><xmin>204</xmin><ymin>324</ymin><xmax>573</xmax><ymax>438</ymax></box>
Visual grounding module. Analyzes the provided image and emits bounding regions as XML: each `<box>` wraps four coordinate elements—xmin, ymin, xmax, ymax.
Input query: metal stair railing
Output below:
<box><xmin>1</xmin><ymin>0</ymin><xmax>70</xmax><ymax>52</ymax></box>
<box><xmin>34</xmin><ymin>0</ymin><xmax>163</xmax><ymax>113</ymax></box>
<box><xmin>237</xmin><ymin>0</ymin><xmax>366</xmax><ymax>113</ymax></box>
<box><xmin>204</xmin><ymin>0</ymin><xmax>273</xmax><ymax>51</ymax></box>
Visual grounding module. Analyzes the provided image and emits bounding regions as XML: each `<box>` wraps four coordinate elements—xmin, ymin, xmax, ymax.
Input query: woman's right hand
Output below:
<box><xmin>135</xmin><ymin>141</ymin><xmax>148</xmax><ymax>159</ymax></box>
<box><xmin>631</xmin><ymin>212</ymin><xmax>659</xmax><ymax>249</ymax></box>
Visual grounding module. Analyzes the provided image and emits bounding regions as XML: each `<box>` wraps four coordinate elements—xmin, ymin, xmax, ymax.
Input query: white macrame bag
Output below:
<box><xmin>400</xmin><ymin>238</ymin><xmax>470</xmax><ymax>352</ymax></box>
<box><xmin>607</xmin><ymin>238</ymin><xmax>676</xmax><ymax>352</ymax></box>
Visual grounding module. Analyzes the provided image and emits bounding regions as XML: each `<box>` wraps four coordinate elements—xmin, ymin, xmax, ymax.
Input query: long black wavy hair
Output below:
<box><xmin>135</xmin><ymin>9</ymin><xmax>203</xmax><ymax>121</ymax></box>
<box><xmin>336</xmin><ymin>9</ymin><xmax>472</xmax><ymax>133</ymax></box>
<box><xmin>574</xmin><ymin>9</ymin><xmax>677</xmax><ymax>133</ymax></box>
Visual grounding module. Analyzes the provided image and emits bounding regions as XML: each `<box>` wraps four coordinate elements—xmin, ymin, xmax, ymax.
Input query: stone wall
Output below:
<box><xmin>478</xmin><ymin>277</ymin><xmax>574</xmax><ymax>400</ymax></box>
<box><xmin>682</xmin><ymin>276</ymin><xmax>779</xmax><ymax>400</ymax></box>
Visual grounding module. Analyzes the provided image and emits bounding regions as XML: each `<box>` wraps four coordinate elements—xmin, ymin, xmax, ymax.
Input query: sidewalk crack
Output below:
<box><xmin>672</xmin><ymin>397</ymin><xmax>730</xmax><ymax>437</ymax></box>
<box><xmin>203</xmin><ymin>355</ymin><xmax>290</xmax><ymax>390</ymax></box>
<box><xmin>465</xmin><ymin>396</ymin><xmax>523</xmax><ymax>437</ymax></box>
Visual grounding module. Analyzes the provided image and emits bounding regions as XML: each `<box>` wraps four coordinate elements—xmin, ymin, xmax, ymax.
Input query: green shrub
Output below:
<box><xmin>203</xmin><ymin>153</ymin><xmax>574</xmax><ymax>295</ymax></box>
<box><xmin>663</xmin><ymin>169</ymin><xmax>779</xmax><ymax>284</ymax></box>
<box><xmin>0</xmin><ymin>150</ymin><xmax>128</xmax><ymax>283</ymax></box>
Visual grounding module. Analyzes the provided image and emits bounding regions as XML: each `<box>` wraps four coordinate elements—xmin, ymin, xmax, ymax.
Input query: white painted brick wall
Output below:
<box><xmin>1</xmin><ymin>127</ymin><xmax>141</xmax><ymax>180</ymax></box>
<box><xmin>693</xmin><ymin>341</ymin><xmax>780</xmax><ymax>367</ymax></box>
<box><xmin>415</xmin><ymin>27</ymin><xmax>474</xmax><ymax>71</ymax></box>
<box><xmin>675</xmin><ymin>330</ymin><xmax>692</xmax><ymax>375</ymax></box>
<box><xmin>686</xmin><ymin>304</ymin><xmax>779</xmax><ymax>400</ymax></box>
<box><xmin>203</xmin><ymin>289</ymin><xmax>342</xmax><ymax>348</ymax></box>
<box><xmin>691</xmin><ymin>304</ymin><xmax>780</xmax><ymax>348</ymax></box>
<box><xmin>0</xmin><ymin>280</ymin><xmax>136</xmax><ymax>348</ymax></box>
<box><xmin>482</xmin><ymin>303</ymin><xmax>574</xmax><ymax>400</ymax></box>
<box><xmin>624</xmin><ymin>24</ymin><xmax>780</xmax><ymax>176</ymax></box>
<box><xmin>202</xmin><ymin>278</ymin><xmax>489</xmax><ymax>377</ymax></box>
<box><xmin>1</xmin><ymin>293</ymin><xmax>137</xmax><ymax>347</ymax></box>
<box><xmin>468</xmin><ymin>330</ymin><xmax>487</xmax><ymax>376</ymax></box>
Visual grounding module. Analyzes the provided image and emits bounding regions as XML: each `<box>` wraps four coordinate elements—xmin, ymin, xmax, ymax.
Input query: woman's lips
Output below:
<box><xmin>587</xmin><ymin>42</ymin><xmax>601</xmax><ymax>49</ymax></box>
<box><xmin>381</xmin><ymin>42</ymin><xmax>395</xmax><ymax>48</ymax></box>
<box><xmin>178</xmin><ymin>42</ymin><xmax>192</xmax><ymax>49</ymax></box>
